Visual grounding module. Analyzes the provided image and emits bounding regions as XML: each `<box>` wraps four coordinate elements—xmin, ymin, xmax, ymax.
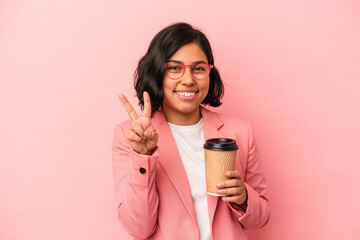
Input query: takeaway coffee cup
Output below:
<box><xmin>203</xmin><ymin>138</ymin><xmax>238</xmax><ymax>196</ymax></box>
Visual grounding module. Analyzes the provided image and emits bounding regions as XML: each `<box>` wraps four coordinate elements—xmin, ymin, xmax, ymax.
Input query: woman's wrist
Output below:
<box><xmin>237</xmin><ymin>188</ymin><xmax>248</xmax><ymax>211</ymax></box>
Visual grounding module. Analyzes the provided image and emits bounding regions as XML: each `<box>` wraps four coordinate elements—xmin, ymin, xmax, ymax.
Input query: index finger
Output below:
<box><xmin>142</xmin><ymin>91</ymin><xmax>152</xmax><ymax>118</ymax></box>
<box><xmin>225</xmin><ymin>170</ymin><xmax>242</xmax><ymax>179</ymax></box>
<box><xmin>118</xmin><ymin>94</ymin><xmax>139</xmax><ymax>121</ymax></box>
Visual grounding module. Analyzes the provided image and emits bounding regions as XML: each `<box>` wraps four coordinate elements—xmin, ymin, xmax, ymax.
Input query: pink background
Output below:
<box><xmin>1</xmin><ymin>0</ymin><xmax>360</xmax><ymax>239</ymax></box>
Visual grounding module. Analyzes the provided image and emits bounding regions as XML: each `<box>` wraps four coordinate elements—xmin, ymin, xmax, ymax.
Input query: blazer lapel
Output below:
<box><xmin>201</xmin><ymin>107</ymin><xmax>226</xmax><ymax>230</ymax></box>
<box><xmin>151</xmin><ymin>111</ymin><xmax>197</xmax><ymax>223</ymax></box>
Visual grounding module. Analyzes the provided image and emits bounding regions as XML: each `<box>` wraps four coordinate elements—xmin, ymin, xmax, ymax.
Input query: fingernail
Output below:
<box><xmin>218</xmin><ymin>189</ymin><xmax>223</xmax><ymax>194</ymax></box>
<box><xmin>216</xmin><ymin>183</ymin><xmax>222</xmax><ymax>187</ymax></box>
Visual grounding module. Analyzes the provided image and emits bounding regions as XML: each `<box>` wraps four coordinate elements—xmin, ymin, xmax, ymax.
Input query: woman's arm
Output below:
<box><xmin>112</xmin><ymin>123</ymin><xmax>159</xmax><ymax>239</ymax></box>
<box><xmin>227</xmin><ymin>122</ymin><xmax>271</xmax><ymax>229</ymax></box>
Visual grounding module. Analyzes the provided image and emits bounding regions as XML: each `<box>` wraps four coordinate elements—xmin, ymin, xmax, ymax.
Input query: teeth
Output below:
<box><xmin>176</xmin><ymin>92</ymin><xmax>196</xmax><ymax>97</ymax></box>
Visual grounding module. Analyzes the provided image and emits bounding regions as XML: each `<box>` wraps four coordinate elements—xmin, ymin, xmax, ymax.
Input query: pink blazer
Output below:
<box><xmin>112</xmin><ymin>107</ymin><xmax>270</xmax><ymax>240</ymax></box>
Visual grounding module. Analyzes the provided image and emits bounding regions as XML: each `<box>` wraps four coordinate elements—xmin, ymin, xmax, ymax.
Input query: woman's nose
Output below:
<box><xmin>180</xmin><ymin>66</ymin><xmax>195</xmax><ymax>85</ymax></box>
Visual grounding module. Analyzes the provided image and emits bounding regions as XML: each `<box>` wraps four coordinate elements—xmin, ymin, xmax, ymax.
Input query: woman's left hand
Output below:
<box><xmin>216</xmin><ymin>170</ymin><xmax>248</xmax><ymax>209</ymax></box>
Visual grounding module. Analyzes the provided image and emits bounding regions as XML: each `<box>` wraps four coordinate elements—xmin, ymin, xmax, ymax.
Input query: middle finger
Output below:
<box><xmin>218</xmin><ymin>186</ymin><xmax>242</xmax><ymax>196</ymax></box>
<box><xmin>217</xmin><ymin>179</ymin><xmax>242</xmax><ymax>189</ymax></box>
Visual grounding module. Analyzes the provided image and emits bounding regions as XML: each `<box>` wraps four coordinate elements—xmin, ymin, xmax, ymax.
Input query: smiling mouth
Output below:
<box><xmin>174</xmin><ymin>91</ymin><xmax>199</xmax><ymax>97</ymax></box>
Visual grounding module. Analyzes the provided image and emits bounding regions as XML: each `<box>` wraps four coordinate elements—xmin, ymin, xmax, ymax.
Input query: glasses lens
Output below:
<box><xmin>192</xmin><ymin>63</ymin><xmax>210</xmax><ymax>80</ymax></box>
<box><xmin>166</xmin><ymin>62</ymin><xmax>184</xmax><ymax>79</ymax></box>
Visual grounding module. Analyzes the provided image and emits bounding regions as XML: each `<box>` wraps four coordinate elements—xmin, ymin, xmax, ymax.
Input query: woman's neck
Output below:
<box><xmin>163</xmin><ymin>106</ymin><xmax>202</xmax><ymax>126</ymax></box>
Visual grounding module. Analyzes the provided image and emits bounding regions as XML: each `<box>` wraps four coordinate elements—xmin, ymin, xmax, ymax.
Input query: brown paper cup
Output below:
<box><xmin>203</xmin><ymin>138</ymin><xmax>238</xmax><ymax>196</ymax></box>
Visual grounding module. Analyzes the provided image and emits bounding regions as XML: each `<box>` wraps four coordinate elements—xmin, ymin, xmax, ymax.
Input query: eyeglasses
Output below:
<box><xmin>165</xmin><ymin>61</ymin><xmax>213</xmax><ymax>80</ymax></box>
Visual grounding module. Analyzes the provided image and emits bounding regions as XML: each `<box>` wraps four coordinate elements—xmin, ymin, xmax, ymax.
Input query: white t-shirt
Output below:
<box><xmin>168</xmin><ymin>118</ymin><xmax>211</xmax><ymax>240</ymax></box>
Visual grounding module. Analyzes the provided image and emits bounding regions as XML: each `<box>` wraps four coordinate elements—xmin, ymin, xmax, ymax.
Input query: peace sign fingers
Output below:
<box><xmin>118</xmin><ymin>91</ymin><xmax>158</xmax><ymax>155</ymax></box>
<box><xmin>118</xmin><ymin>94</ymin><xmax>139</xmax><ymax>121</ymax></box>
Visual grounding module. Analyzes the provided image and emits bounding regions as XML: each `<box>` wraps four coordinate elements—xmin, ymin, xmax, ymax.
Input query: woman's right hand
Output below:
<box><xmin>118</xmin><ymin>91</ymin><xmax>158</xmax><ymax>155</ymax></box>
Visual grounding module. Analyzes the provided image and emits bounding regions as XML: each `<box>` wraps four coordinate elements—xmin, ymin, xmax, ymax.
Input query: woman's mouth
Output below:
<box><xmin>174</xmin><ymin>91</ymin><xmax>198</xmax><ymax>99</ymax></box>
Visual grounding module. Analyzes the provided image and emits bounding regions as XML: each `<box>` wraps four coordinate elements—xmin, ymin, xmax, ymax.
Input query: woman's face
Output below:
<box><xmin>162</xmin><ymin>43</ymin><xmax>210</xmax><ymax>123</ymax></box>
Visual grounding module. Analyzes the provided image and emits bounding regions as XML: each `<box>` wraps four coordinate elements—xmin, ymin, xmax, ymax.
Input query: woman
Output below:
<box><xmin>112</xmin><ymin>22</ymin><xmax>270</xmax><ymax>240</ymax></box>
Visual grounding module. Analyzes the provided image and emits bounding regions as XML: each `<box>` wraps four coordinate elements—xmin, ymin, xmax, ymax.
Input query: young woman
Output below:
<box><xmin>112</xmin><ymin>22</ymin><xmax>270</xmax><ymax>240</ymax></box>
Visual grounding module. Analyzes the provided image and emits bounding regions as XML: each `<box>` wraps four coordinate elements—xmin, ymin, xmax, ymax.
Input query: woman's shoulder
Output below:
<box><xmin>113</xmin><ymin>119</ymin><xmax>132</xmax><ymax>137</ymax></box>
<box><xmin>202</xmin><ymin>106</ymin><xmax>250</xmax><ymax>129</ymax></box>
<box><xmin>202</xmin><ymin>107</ymin><xmax>255</xmax><ymax>143</ymax></box>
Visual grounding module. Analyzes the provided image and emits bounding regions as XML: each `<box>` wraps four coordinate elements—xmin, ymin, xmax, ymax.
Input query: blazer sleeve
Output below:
<box><xmin>228</xmin><ymin>121</ymin><xmax>271</xmax><ymax>229</ymax></box>
<box><xmin>112</xmin><ymin>123</ymin><xmax>159</xmax><ymax>239</ymax></box>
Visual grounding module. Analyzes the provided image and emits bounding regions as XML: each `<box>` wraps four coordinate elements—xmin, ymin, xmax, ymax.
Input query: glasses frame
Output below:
<box><xmin>165</xmin><ymin>62</ymin><xmax>214</xmax><ymax>80</ymax></box>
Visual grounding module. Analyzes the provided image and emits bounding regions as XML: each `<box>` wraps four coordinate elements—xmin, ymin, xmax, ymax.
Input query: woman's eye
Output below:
<box><xmin>193</xmin><ymin>66</ymin><xmax>205</xmax><ymax>71</ymax></box>
<box><xmin>167</xmin><ymin>65</ymin><xmax>182</xmax><ymax>71</ymax></box>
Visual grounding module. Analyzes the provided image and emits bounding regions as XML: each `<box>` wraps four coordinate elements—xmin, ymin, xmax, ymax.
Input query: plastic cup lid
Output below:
<box><xmin>203</xmin><ymin>138</ymin><xmax>238</xmax><ymax>151</ymax></box>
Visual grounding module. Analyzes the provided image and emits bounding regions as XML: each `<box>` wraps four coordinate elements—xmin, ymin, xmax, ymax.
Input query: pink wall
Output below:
<box><xmin>1</xmin><ymin>0</ymin><xmax>360</xmax><ymax>239</ymax></box>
